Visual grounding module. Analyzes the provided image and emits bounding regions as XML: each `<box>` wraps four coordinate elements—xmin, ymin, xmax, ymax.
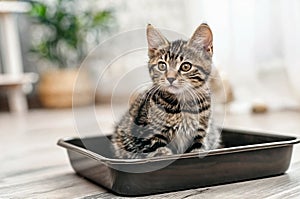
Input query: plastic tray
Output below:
<box><xmin>58</xmin><ymin>128</ymin><xmax>300</xmax><ymax>196</ymax></box>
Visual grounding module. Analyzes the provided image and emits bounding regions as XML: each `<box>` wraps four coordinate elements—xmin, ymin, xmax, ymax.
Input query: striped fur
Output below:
<box><xmin>112</xmin><ymin>24</ymin><xmax>220</xmax><ymax>159</ymax></box>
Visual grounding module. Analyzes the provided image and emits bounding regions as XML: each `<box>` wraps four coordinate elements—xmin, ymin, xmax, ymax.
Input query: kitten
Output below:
<box><xmin>112</xmin><ymin>23</ymin><xmax>220</xmax><ymax>159</ymax></box>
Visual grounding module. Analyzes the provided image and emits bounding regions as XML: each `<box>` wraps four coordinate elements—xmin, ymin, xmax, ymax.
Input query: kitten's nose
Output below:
<box><xmin>167</xmin><ymin>77</ymin><xmax>176</xmax><ymax>84</ymax></box>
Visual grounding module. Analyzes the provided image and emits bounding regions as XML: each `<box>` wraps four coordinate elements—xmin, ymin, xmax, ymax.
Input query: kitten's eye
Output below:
<box><xmin>180</xmin><ymin>62</ymin><xmax>192</xmax><ymax>72</ymax></box>
<box><xmin>157</xmin><ymin>61</ymin><xmax>167</xmax><ymax>71</ymax></box>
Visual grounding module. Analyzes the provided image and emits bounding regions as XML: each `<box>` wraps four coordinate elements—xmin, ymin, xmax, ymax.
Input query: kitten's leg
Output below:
<box><xmin>145</xmin><ymin>135</ymin><xmax>174</xmax><ymax>157</ymax></box>
<box><xmin>189</xmin><ymin>127</ymin><xmax>207</xmax><ymax>153</ymax></box>
<box><xmin>190</xmin><ymin>135</ymin><xmax>205</xmax><ymax>153</ymax></box>
<box><xmin>147</xmin><ymin>146</ymin><xmax>173</xmax><ymax>158</ymax></box>
<box><xmin>203</xmin><ymin>123</ymin><xmax>221</xmax><ymax>150</ymax></box>
<box><xmin>190</xmin><ymin>124</ymin><xmax>220</xmax><ymax>153</ymax></box>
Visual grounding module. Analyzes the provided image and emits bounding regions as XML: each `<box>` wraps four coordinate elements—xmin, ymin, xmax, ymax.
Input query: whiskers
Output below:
<box><xmin>140</xmin><ymin>84</ymin><xmax>162</xmax><ymax>104</ymax></box>
<box><xmin>180</xmin><ymin>83</ymin><xmax>211</xmax><ymax>113</ymax></box>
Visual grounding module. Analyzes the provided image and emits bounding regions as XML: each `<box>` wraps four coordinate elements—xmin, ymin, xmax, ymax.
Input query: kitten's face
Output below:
<box><xmin>147</xmin><ymin>24</ymin><xmax>213</xmax><ymax>94</ymax></box>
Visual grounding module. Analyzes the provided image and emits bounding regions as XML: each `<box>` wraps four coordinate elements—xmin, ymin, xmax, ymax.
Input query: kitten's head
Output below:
<box><xmin>147</xmin><ymin>23</ymin><xmax>213</xmax><ymax>94</ymax></box>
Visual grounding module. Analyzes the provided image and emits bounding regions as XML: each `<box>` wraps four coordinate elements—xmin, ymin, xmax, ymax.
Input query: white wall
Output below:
<box><xmin>78</xmin><ymin>0</ymin><xmax>300</xmax><ymax>106</ymax></box>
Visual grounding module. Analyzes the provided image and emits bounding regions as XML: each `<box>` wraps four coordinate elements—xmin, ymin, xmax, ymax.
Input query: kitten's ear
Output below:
<box><xmin>187</xmin><ymin>23</ymin><xmax>213</xmax><ymax>55</ymax></box>
<box><xmin>147</xmin><ymin>24</ymin><xmax>169</xmax><ymax>51</ymax></box>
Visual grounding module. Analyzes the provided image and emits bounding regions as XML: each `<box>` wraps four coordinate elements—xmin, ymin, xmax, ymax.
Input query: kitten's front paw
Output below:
<box><xmin>147</xmin><ymin>147</ymin><xmax>173</xmax><ymax>158</ymax></box>
<box><xmin>190</xmin><ymin>148</ymin><xmax>209</xmax><ymax>158</ymax></box>
<box><xmin>190</xmin><ymin>148</ymin><xmax>205</xmax><ymax>153</ymax></box>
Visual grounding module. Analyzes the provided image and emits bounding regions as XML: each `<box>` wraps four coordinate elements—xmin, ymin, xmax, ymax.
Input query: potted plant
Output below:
<box><xmin>28</xmin><ymin>0</ymin><xmax>114</xmax><ymax>108</ymax></box>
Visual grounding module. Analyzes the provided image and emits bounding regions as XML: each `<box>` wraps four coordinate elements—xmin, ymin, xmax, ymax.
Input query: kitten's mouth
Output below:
<box><xmin>166</xmin><ymin>85</ymin><xmax>181</xmax><ymax>93</ymax></box>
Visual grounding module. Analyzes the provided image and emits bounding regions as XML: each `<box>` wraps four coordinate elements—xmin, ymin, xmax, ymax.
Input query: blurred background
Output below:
<box><xmin>0</xmin><ymin>0</ymin><xmax>300</xmax><ymax>114</ymax></box>
<box><xmin>1</xmin><ymin>1</ymin><xmax>300</xmax><ymax>197</ymax></box>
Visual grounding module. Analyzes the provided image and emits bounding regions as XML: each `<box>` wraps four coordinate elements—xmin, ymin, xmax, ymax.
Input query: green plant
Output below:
<box><xmin>29</xmin><ymin>0</ymin><xmax>114</xmax><ymax>68</ymax></box>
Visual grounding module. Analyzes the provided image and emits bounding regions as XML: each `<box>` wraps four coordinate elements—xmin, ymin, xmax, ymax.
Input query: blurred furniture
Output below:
<box><xmin>0</xmin><ymin>1</ymin><xmax>37</xmax><ymax>113</ymax></box>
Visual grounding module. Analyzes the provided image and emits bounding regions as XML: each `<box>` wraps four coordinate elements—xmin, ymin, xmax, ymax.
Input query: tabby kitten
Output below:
<box><xmin>112</xmin><ymin>23</ymin><xmax>220</xmax><ymax>159</ymax></box>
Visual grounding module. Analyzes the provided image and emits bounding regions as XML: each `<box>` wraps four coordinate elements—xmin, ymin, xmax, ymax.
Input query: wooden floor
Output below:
<box><xmin>1</xmin><ymin>106</ymin><xmax>300</xmax><ymax>199</ymax></box>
